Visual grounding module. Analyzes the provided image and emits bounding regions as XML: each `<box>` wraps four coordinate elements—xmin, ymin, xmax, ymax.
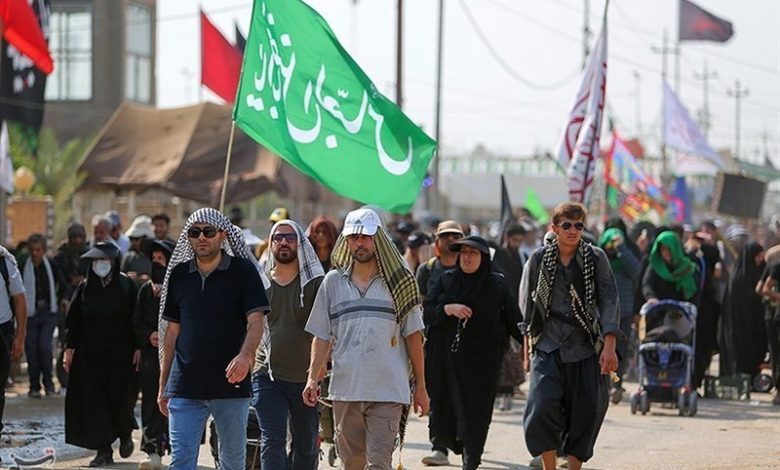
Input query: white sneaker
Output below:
<box><xmin>138</xmin><ymin>454</ymin><xmax>163</xmax><ymax>470</ymax></box>
<box><xmin>421</xmin><ymin>450</ymin><xmax>449</xmax><ymax>466</ymax></box>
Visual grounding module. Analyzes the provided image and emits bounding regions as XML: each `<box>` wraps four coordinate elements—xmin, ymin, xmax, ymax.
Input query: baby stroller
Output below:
<box><xmin>630</xmin><ymin>300</ymin><xmax>698</xmax><ymax>417</ymax></box>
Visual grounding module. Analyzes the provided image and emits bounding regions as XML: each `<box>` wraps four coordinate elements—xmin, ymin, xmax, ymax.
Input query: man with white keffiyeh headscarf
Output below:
<box><xmin>157</xmin><ymin>208</ymin><xmax>270</xmax><ymax>470</ymax></box>
<box><xmin>302</xmin><ymin>207</ymin><xmax>429</xmax><ymax>470</ymax></box>
<box><xmin>250</xmin><ymin>219</ymin><xmax>324</xmax><ymax>470</ymax></box>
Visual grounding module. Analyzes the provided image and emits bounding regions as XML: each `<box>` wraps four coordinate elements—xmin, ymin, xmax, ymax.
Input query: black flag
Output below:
<box><xmin>234</xmin><ymin>21</ymin><xmax>246</xmax><ymax>52</ymax></box>
<box><xmin>679</xmin><ymin>0</ymin><xmax>733</xmax><ymax>42</ymax></box>
<box><xmin>500</xmin><ymin>174</ymin><xmax>517</xmax><ymax>238</ymax></box>
<box><xmin>0</xmin><ymin>0</ymin><xmax>51</xmax><ymax>133</ymax></box>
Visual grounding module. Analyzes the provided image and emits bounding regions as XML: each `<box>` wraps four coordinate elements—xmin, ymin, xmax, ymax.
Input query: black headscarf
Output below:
<box><xmin>606</xmin><ymin>216</ymin><xmax>642</xmax><ymax>259</ymax></box>
<box><xmin>450</xmin><ymin>250</ymin><xmax>494</xmax><ymax>307</ymax></box>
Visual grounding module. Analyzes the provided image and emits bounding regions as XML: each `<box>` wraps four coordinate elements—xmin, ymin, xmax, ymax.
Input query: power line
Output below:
<box><xmin>44</xmin><ymin>3</ymin><xmax>251</xmax><ymax>34</ymax></box>
<box><xmin>456</xmin><ymin>0</ymin><xmax>581</xmax><ymax>91</ymax></box>
<box><xmin>613</xmin><ymin>0</ymin><xmax>779</xmax><ymax>77</ymax></box>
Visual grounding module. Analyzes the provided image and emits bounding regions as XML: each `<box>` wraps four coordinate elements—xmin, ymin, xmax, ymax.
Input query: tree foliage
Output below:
<box><xmin>7</xmin><ymin>124</ymin><xmax>90</xmax><ymax>240</ymax></box>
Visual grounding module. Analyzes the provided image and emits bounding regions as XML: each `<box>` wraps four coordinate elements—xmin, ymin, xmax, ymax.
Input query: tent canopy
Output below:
<box><xmin>79</xmin><ymin>102</ymin><xmax>342</xmax><ymax>206</ymax></box>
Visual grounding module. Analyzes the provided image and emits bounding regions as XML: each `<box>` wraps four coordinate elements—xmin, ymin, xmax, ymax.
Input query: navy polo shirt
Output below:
<box><xmin>162</xmin><ymin>253</ymin><xmax>269</xmax><ymax>399</ymax></box>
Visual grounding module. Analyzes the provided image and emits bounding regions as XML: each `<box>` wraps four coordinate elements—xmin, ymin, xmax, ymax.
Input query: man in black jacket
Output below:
<box><xmin>519</xmin><ymin>202</ymin><xmax>621</xmax><ymax>470</ymax></box>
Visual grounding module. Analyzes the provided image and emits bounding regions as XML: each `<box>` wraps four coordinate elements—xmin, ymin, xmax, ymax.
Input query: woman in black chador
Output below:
<box><xmin>133</xmin><ymin>240</ymin><xmax>175</xmax><ymax>470</ymax></box>
<box><xmin>721</xmin><ymin>241</ymin><xmax>766</xmax><ymax>378</ymax></box>
<box><xmin>423</xmin><ymin>235</ymin><xmax>523</xmax><ymax>470</ymax></box>
<box><xmin>63</xmin><ymin>242</ymin><xmax>139</xmax><ymax>467</ymax></box>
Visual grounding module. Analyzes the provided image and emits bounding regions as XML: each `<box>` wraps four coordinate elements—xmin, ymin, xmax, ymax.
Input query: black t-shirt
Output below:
<box><xmin>162</xmin><ymin>254</ymin><xmax>270</xmax><ymax>399</ymax></box>
<box><xmin>416</xmin><ymin>257</ymin><xmax>457</xmax><ymax>299</ymax></box>
<box><xmin>417</xmin><ymin>258</ymin><xmax>459</xmax><ymax>332</ymax></box>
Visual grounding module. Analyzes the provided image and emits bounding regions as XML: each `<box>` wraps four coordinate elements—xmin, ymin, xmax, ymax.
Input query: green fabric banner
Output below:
<box><xmin>524</xmin><ymin>187</ymin><xmax>550</xmax><ymax>224</ymax></box>
<box><xmin>233</xmin><ymin>0</ymin><xmax>437</xmax><ymax>213</ymax></box>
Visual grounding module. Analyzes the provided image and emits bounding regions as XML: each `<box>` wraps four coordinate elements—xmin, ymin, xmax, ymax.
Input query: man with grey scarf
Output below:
<box><xmin>253</xmin><ymin>219</ymin><xmax>324</xmax><ymax>470</ymax></box>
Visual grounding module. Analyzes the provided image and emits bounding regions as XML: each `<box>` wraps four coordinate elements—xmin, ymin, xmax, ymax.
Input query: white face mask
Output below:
<box><xmin>92</xmin><ymin>260</ymin><xmax>112</xmax><ymax>278</ymax></box>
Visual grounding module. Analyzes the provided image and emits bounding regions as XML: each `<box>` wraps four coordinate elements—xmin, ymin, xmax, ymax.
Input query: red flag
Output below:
<box><xmin>0</xmin><ymin>0</ymin><xmax>53</xmax><ymax>74</ymax></box>
<box><xmin>201</xmin><ymin>11</ymin><xmax>242</xmax><ymax>102</ymax></box>
<box><xmin>679</xmin><ymin>0</ymin><xmax>733</xmax><ymax>42</ymax></box>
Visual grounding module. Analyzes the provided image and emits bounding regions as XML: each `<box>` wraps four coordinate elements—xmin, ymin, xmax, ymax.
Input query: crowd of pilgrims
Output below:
<box><xmin>3</xmin><ymin>205</ymin><xmax>780</xmax><ymax>468</ymax></box>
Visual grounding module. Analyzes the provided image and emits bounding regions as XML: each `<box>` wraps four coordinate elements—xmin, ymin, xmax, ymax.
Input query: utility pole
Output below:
<box><xmin>396</xmin><ymin>0</ymin><xmax>404</xmax><ymax>109</ymax></box>
<box><xmin>728</xmin><ymin>79</ymin><xmax>749</xmax><ymax>160</ymax></box>
<box><xmin>693</xmin><ymin>60</ymin><xmax>717</xmax><ymax>139</ymax></box>
<box><xmin>633</xmin><ymin>70</ymin><xmax>642</xmax><ymax>138</ymax></box>
<box><xmin>675</xmin><ymin>1</ymin><xmax>681</xmax><ymax>95</ymax></box>
<box><xmin>431</xmin><ymin>0</ymin><xmax>444</xmax><ymax>214</ymax></box>
<box><xmin>760</xmin><ymin>125</ymin><xmax>770</xmax><ymax>164</ymax></box>
<box><xmin>582</xmin><ymin>0</ymin><xmax>591</xmax><ymax>69</ymax></box>
<box><xmin>652</xmin><ymin>29</ymin><xmax>677</xmax><ymax>185</ymax></box>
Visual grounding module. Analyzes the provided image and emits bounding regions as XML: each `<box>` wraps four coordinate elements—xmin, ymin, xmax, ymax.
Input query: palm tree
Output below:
<box><xmin>7</xmin><ymin>124</ymin><xmax>90</xmax><ymax>240</ymax></box>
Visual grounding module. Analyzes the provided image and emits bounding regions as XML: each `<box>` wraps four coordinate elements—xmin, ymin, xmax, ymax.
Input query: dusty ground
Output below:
<box><xmin>3</xmin><ymin>376</ymin><xmax>778</xmax><ymax>470</ymax></box>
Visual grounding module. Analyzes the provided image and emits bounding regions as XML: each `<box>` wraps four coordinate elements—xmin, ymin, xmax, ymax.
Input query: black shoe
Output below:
<box><xmin>119</xmin><ymin>435</ymin><xmax>134</xmax><ymax>458</ymax></box>
<box><xmin>89</xmin><ymin>452</ymin><xmax>114</xmax><ymax>467</ymax></box>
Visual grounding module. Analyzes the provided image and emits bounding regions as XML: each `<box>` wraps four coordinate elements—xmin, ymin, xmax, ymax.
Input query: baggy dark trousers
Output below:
<box><xmin>0</xmin><ymin>321</ymin><xmax>14</xmax><ymax>434</ymax></box>
<box><xmin>523</xmin><ymin>349</ymin><xmax>609</xmax><ymax>462</ymax></box>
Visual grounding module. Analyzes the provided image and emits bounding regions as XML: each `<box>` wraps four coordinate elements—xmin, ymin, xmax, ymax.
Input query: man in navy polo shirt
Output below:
<box><xmin>158</xmin><ymin>208</ymin><xmax>269</xmax><ymax>470</ymax></box>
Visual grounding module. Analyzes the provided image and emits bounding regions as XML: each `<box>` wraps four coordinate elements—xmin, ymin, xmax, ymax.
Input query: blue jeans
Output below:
<box><xmin>252</xmin><ymin>372</ymin><xmax>319</xmax><ymax>470</ymax></box>
<box><xmin>25</xmin><ymin>311</ymin><xmax>57</xmax><ymax>392</ymax></box>
<box><xmin>168</xmin><ymin>397</ymin><xmax>250</xmax><ymax>470</ymax></box>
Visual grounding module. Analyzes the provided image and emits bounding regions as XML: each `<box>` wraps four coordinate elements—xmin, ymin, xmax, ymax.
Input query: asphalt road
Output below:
<box><xmin>3</xmin><ymin>379</ymin><xmax>778</xmax><ymax>470</ymax></box>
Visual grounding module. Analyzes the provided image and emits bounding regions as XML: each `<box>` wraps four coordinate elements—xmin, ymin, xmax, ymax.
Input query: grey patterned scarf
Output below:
<box><xmin>265</xmin><ymin>219</ymin><xmax>324</xmax><ymax>307</ymax></box>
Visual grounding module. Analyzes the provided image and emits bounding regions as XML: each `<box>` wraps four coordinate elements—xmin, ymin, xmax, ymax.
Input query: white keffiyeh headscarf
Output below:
<box><xmin>261</xmin><ymin>219</ymin><xmax>325</xmax><ymax>381</ymax></box>
<box><xmin>265</xmin><ymin>219</ymin><xmax>324</xmax><ymax>307</ymax></box>
<box><xmin>158</xmin><ymin>208</ymin><xmax>269</xmax><ymax>362</ymax></box>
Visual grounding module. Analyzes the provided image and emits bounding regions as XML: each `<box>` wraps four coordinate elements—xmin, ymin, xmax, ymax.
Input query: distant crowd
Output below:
<box><xmin>1</xmin><ymin>204</ymin><xmax>779</xmax><ymax>470</ymax></box>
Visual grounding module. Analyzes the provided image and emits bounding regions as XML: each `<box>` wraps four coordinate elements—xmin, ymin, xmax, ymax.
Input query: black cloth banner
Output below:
<box><xmin>0</xmin><ymin>0</ymin><xmax>50</xmax><ymax>133</ymax></box>
<box><xmin>679</xmin><ymin>0</ymin><xmax>733</xmax><ymax>42</ymax></box>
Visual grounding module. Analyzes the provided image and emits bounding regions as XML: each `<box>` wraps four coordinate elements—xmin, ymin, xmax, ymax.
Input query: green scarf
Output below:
<box><xmin>599</xmin><ymin>227</ymin><xmax>625</xmax><ymax>272</ymax></box>
<box><xmin>649</xmin><ymin>231</ymin><xmax>698</xmax><ymax>300</ymax></box>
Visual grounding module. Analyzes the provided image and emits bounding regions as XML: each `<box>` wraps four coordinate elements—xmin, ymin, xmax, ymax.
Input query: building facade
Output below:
<box><xmin>43</xmin><ymin>0</ymin><xmax>156</xmax><ymax>142</ymax></box>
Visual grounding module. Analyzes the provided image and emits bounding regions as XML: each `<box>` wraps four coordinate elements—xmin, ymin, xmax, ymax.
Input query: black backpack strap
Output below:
<box><xmin>0</xmin><ymin>255</ymin><xmax>10</xmax><ymax>293</ymax></box>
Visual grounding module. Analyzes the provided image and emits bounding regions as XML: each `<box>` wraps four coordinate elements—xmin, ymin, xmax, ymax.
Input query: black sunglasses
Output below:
<box><xmin>557</xmin><ymin>221</ymin><xmax>585</xmax><ymax>231</ymax></box>
<box><xmin>187</xmin><ymin>226</ymin><xmax>221</xmax><ymax>239</ymax></box>
<box><xmin>272</xmin><ymin>233</ymin><xmax>298</xmax><ymax>243</ymax></box>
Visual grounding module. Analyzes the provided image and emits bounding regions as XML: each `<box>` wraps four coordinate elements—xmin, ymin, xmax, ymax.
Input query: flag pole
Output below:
<box><xmin>431</xmin><ymin>0</ymin><xmax>444</xmax><ymax>215</ymax></box>
<box><xmin>0</xmin><ymin>26</ymin><xmax>7</xmax><ymax>245</ymax></box>
<box><xmin>219</xmin><ymin>121</ymin><xmax>237</xmax><ymax>212</ymax></box>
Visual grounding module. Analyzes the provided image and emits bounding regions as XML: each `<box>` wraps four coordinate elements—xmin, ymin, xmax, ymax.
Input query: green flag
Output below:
<box><xmin>233</xmin><ymin>0</ymin><xmax>437</xmax><ymax>213</ymax></box>
<box><xmin>606</xmin><ymin>183</ymin><xmax>619</xmax><ymax>209</ymax></box>
<box><xmin>524</xmin><ymin>187</ymin><xmax>550</xmax><ymax>224</ymax></box>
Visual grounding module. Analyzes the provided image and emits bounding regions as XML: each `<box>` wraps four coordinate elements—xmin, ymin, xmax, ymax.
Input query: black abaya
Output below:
<box><xmin>64</xmin><ymin>271</ymin><xmax>138</xmax><ymax>450</ymax></box>
<box><xmin>721</xmin><ymin>242</ymin><xmax>766</xmax><ymax>377</ymax></box>
<box><xmin>133</xmin><ymin>281</ymin><xmax>168</xmax><ymax>456</ymax></box>
<box><xmin>423</xmin><ymin>254</ymin><xmax>523</xmax><ymax>468</ymax></box>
